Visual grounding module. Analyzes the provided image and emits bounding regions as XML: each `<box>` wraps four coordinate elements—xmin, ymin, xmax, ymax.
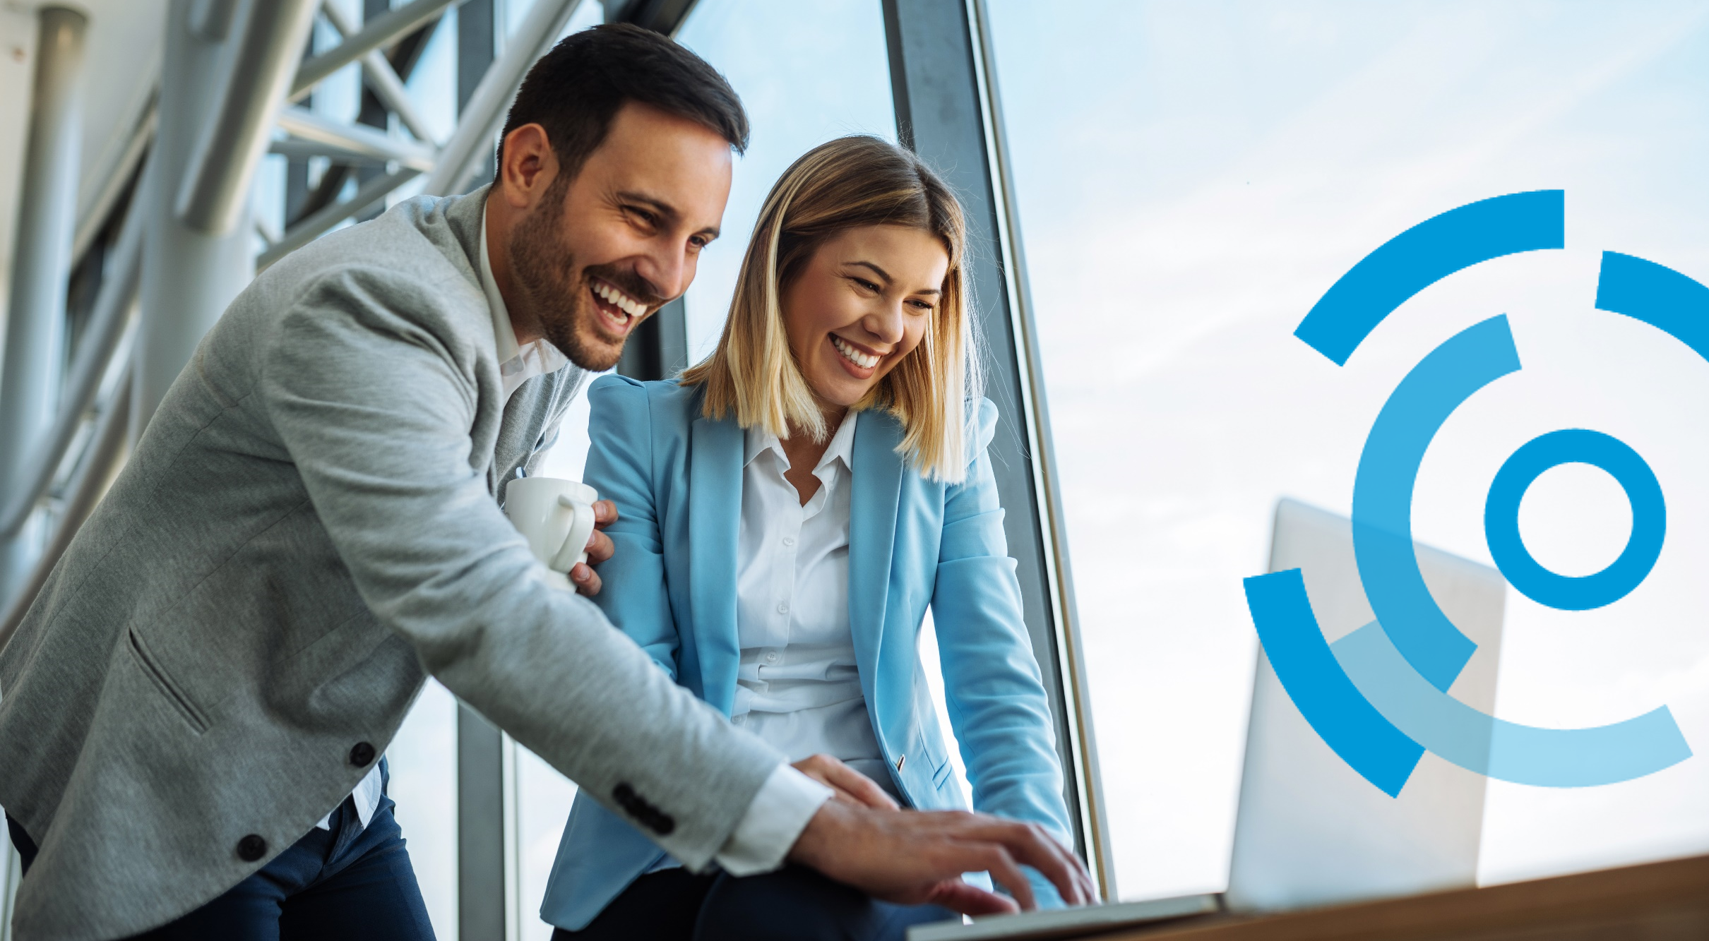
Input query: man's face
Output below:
<box><xmin>509</xmin><ymin>102</ymin><xmax>733</xmax><ymax>371</ymax></box>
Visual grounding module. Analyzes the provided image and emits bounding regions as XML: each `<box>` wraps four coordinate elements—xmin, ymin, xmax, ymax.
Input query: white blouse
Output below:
<box><xmin>732</xmin><ymin>413</ymin><xmax>895</xmax><ymax>798</ymax></box>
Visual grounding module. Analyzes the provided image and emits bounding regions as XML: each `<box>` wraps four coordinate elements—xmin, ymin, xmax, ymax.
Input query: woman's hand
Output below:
<box><xmin>569</xmin><ymin>499</ymin><xmax>618</xmax><ymax>597</ymax></box>
<box><xmin>791</xmin><ymin>754</ymin><xmax>900</xmax><ymax>811</ymax></box>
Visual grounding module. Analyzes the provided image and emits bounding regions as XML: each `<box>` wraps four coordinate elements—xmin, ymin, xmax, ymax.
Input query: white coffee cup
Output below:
<box><xmin>504</xmin><ymin>477</ymin><xmax>599</xmax><ymax>581</ymax></box>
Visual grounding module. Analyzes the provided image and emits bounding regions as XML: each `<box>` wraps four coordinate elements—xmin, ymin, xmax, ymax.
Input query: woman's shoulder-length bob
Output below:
<box><xmin>679</xmin><ymin>135</ymin><xmax>980</xmax><ymax>483</ymax></box>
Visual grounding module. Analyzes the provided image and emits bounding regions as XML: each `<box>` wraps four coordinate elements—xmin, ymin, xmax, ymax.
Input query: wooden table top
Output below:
<box><xmin>1101</xmin><ymin>852</ymin><xmax>1709</xmax><ymax>941</ymax></box>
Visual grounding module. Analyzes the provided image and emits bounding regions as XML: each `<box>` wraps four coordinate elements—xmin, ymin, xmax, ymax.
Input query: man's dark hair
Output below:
<box><xmin>495</xmin><ymin>23</ymin><xmax>748</xmax><ymax>184</ymax></box>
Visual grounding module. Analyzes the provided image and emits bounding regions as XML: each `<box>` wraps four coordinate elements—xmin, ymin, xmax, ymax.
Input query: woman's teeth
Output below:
<box><xmin>593</xmin><ymin>281</ymin><xmax>645</xmax><ymax>318</ymax></box>
<box><xmin>832</xmin><ymin>335</ymin><xmax>879</xmax><ymax>369</ymax></box>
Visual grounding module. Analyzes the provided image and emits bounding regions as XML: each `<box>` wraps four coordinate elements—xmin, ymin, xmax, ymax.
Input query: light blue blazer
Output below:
<box><xmin>540</xmin><ymin>376</ymin><xmax>1072</xmax><ymax>930</ymax></box>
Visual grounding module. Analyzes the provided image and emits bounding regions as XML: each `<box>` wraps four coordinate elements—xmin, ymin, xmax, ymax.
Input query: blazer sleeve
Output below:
<box><xmin>582</xmin><ymin>375</ymin><xmax>680</xmax><ymax>679</ymax></box>
<box><xmin>932</xmin><ymin>397</ymin><xmax>1076</xmax><ymax>904</ymax></box>
<box><xmin>257</xmin><ymin>267</ymin><xmax>782</xmax><ymax>871</ymax></box>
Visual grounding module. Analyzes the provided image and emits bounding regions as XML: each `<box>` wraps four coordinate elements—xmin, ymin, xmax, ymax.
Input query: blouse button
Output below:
<box><xmin>776</xmin><ymin>602</ymin><xmax>789</xmax><ymax>615</ymax></box>
<box><xmin>782</xmin><ymin>536</ymin><xmax>796</xmax><ymax>547</ymax></box>
<box><xmin>764</xmin><ymin>650</ymin><xmax>780</xmax><ymax>665</ymax></box>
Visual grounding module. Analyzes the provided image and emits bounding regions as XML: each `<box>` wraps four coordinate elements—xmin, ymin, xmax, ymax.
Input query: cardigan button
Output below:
<box><xmin>349</xmin><ymin>742</ymin><xmax>376</xmax><ymax>767</ymax></box>
<box><xmin>236</xmin><ymin>834</ymin><xmax>268</xmax><ymax>862</ymax></box>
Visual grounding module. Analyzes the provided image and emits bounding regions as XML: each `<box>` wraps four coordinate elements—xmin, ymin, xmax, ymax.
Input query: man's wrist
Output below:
<box><xmin>713</xmin><ymin>763</ymin><xmax>833</xmax><ymax>876</ymax></box>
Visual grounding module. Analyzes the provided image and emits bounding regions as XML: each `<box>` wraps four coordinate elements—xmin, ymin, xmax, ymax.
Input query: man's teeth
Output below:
<box><xmin>593</xmin><ymin>281</ymin><xmax>645</xmax><ymax>318</ymax></box>
<box><xmin>832</xmin><ymin>336</ymin><xmax>879</xmax><ymax>369</ymax></box>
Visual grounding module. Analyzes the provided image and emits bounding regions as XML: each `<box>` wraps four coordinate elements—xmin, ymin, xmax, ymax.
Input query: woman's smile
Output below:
<box><xmin>830</xmin><ymin>334</ymin><xmax>883</xmax><ymax>377</ymax></box>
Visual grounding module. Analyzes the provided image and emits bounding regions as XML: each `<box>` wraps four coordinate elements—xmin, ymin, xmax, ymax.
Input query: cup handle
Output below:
<box><xmin>549</xmin><ymin>495</ymin><xmax>597</xmax><ymax>572</ymax></box>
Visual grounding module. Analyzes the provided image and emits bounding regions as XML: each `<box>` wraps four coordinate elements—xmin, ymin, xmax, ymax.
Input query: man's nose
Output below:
<box><xmin>634</xmin><ymin>243</ymin><xmax>689</xmax><ymax>301</ymax></box>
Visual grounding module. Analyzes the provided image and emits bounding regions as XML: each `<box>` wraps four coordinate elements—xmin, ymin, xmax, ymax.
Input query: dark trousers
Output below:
<box><xmin>6</xmin><ymin>771</ymin><xmax>435</xmax><ymax>941</ymax></box>
<box><xmin>553</xmin><ymin>865</ymin><xmax>959</xmax><ymax>941</ymax></box>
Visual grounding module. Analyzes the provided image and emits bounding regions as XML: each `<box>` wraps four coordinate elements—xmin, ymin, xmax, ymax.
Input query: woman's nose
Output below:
<box><xmin>863</xmin><ymin>302</ymin><xmax>906</xmax><ymax>343</ymax></box>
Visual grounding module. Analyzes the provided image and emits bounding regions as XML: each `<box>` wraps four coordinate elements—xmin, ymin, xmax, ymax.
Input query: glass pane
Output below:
<box><xmin>987</xmin><ymin>0</ymin><xmax>1709</xmax><ymax>900</ymax></box>
<box><xmin>675</xmin><ymin>0</ymin><xmax>898</xmax><ymax>361</ymax></box>
<box><xmin>387</xmin><ymin>679</ymin><xmax>459</xmax><ymax>938</ymax></box>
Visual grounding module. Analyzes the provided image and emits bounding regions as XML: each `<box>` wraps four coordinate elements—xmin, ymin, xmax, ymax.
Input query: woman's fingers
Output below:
<box><xmin>791</xmin><ymin>754</ymin><xmax>899</xmax><ymax>811</ymax></box>
<box><xmin>592</xmin><ymin>499</ymin><xmax>618</xmax><ymax>527</ymax></box>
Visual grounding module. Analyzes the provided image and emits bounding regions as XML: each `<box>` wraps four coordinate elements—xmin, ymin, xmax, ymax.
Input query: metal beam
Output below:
<box><xmin>291</xmin><ymin>0</ymin><xmax>465</xmax><ymax>101</ymax></box>
<box><xmin>0</xmin><ymin>5</ymin><xmax>88</xmax><ymax>609</ymax></box>
<box><xmin>288</xmin><ymin>13</ymin><xmax>442</xmax><ymax>227</ymax></box>
<box><xmin>257</xmin><ymin>166</ymin><xmax>421</xmax><ymax>269</ymax></box>
<box><xmin>0</xmin><ymin>203</ymin><xmax>143</xmax><ymax>542</ymax></box>
<box><xmin>70</xmin><ymin>99</ymin><xmax>156</xmax><ymax>266</ymax></box>
<box><xmin>966</xmin><ymin>0</ymin><xmax>1113</xmax><ymax>896</ymax></box>
<box><xmin>882</xmin><ymin>0</ymin><xmax>1106</xmax><ymax>894</ymax></box>
<box><xmin>175</xmin><ymin>0</ymin><xmax>319</xmax><ymax>234</ymax></box>
<box><xmin>319</xmin><ymin>0</ymin><xmax>439</xmax><ymax>145</ymax></box>
<box><xmin>456</xmin><ymin>703</ymin><xmax>506</xmax><ymax>941</ymax></box>
<box><xmin>269</xmin><ymin>138</ymin><xmax>397</xmax><ymax>166</ymax></box>
<box><xmin>0</xmin><ymin>368</ymin><xmax>134</xmax><ymax>656</ymax></box>
<box><xmin>424</xmin><ymin>0</ymin><xmax>585</xmax><ymax>196</ymax></box>
<box><xmin>276</xmin><ymin>106</ymin><xmax>437</xmax><ymax>171</ymax></box>
<box><xmin>188</xmin><ymin>0</ymin><xmax>240</xmax><ymax>40</ymax></box>
<box><xmin>133</xmin><ymin>0</ymin><xmax>259</xmax><ymax>437</ymax></box>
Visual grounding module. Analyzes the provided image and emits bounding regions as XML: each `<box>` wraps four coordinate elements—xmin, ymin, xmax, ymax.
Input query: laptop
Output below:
<box><xmin>909</xmin><ymin>498</ymin><xmax>1506</xmax><ymax>939</ymax></box>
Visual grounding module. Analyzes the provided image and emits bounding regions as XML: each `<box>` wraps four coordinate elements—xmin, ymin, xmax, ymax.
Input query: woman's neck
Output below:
<box><xmin>777</xmin><ymin>405</ymin><xmax>848</xmax><ymax>507</ymax></box>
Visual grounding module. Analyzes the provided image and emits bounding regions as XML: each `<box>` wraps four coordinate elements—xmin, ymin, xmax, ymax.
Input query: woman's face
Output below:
<box><xmin>780</xmin><ymin>224</ymin><xmax>950</xmax><ymax>412</ymax></box>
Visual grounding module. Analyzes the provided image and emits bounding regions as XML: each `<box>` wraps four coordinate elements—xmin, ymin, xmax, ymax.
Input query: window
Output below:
<box><xmin>674</xmin><ymin>0</ymin><xmax>899</xmax><ymax>362</ymax></box>
<box><xmin>987</xmin><ymin>0</ymin><xmax>1709</xmax><ymax>899</ymax></box>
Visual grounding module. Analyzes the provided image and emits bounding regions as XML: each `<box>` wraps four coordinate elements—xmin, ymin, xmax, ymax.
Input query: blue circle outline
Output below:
<box><xmin>1484</xmin><ymin>429</ymin><xmax>1666</xmax><ymax>611</ymax></box>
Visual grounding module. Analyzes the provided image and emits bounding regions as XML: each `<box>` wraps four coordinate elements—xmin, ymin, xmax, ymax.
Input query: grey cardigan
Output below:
<box><xmin>0</xmin><ymin>187</ymin><xmax>784</xmax><ymax>940</ymax></box>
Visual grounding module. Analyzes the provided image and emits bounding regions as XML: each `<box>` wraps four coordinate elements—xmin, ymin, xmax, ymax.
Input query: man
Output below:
<box><xmin>0</xmin><ymin>23</ymin><xmax>1092</xmax><ymax>941</ymax></box>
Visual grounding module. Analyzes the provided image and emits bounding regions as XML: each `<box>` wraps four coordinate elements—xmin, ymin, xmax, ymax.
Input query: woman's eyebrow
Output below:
<box><xmin>845</xmin><ymin>260</ymin><xmax>941</xmax><ymax>295</ymax></box>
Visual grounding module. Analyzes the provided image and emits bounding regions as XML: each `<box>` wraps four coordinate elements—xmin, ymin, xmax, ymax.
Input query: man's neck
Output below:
<box><xmin>483</xmin><ymin>195</ymin><xmax>544</xmax><ymax>347</ymax></box>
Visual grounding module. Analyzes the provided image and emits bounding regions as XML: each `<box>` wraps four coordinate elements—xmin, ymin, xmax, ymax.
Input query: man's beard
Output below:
<box><xmin>508</xmin><ymin>188</ymin><xmax>665</xmax><ymax>373</ymax></box>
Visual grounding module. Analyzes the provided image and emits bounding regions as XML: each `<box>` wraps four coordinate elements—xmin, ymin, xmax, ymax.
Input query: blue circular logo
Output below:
<box><xmin>1243</xmin><ymin>191</ymin><xmax>1697</xmax><ymax>796</ymax></box>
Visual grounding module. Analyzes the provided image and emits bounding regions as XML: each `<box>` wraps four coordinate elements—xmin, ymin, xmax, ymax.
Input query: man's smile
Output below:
<box><xmin>590</xmin><ymin>277</ymin><xmax>647</xmax><ymax>338</ymax></box>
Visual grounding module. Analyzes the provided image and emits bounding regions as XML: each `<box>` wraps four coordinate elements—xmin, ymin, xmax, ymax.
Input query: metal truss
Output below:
<box><xmin>1</xmin><ymin>0</ymin><xmax>589</xmax><ymax>638</ymax></box>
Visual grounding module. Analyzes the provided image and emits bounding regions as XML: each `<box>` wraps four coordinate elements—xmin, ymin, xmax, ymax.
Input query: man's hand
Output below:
<box><xmin>569</xmin><ymin>499</ymin><xmax>617</xmax><ymax>596</ymax></box>
<box><xmin>792</xmin><ymin>754</ymin><xmax>900</xmax><ymax>811</ymax></box>
<box><xmin>787</xmin><ymin>798</ymin><xmax>1096</xmax><ymax>916</ymax></box>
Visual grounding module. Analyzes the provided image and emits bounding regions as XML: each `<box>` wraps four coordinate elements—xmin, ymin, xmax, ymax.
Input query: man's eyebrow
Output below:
<box><xmin>846</xmin><ymin>260</ymin><xmax>941</xmax><ymax>295</ymax></box>
<box><xmin>617</xmin><ymin>191</ymin><xmax>718</xmax><ymax>240</ymax></box>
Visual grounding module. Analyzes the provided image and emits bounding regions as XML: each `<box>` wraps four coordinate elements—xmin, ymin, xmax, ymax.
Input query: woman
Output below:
<box><xmin>541</xmin><ymin>136</ymin><xmax>1073</xmax><ymax>940</ymax></box>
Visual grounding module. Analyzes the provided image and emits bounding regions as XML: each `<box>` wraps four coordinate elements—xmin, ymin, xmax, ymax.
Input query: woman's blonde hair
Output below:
<box><xmin>680</xmin><ymin>135</ymin><xmax>979</xmax><ymax>482</ymax></box>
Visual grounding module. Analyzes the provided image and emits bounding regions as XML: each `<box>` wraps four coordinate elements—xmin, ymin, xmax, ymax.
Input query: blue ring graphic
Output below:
<box><xmin>1243</xmin><ymin>190</ymin><xmax>1698</xmax><ymax>795</ymax></box>
<box><xmin>1351</xmin><ymin>315</ymin><xmax>1516</xmax><ymax>692</ymax></box>
<box><xmin>1484</xmin><ymin>430</ymin><xmax>1666</xmax><ymax>611</ymax></box>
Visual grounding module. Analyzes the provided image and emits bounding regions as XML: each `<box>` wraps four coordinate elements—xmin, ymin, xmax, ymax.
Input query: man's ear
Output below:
<box><xmin>497</xmin><ymin>123</ymin><xmax>558</xmax><ymax>210</ymax></box>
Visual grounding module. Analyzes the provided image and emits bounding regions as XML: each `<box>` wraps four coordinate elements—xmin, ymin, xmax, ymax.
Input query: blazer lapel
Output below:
<box><xmin>848</xmin><ymin>411</ymin><xmax>905</xmax><ymax>709</ymax></box>
<box><xmin>689</xmin><ymin>415</ymin><xmax>743</xmax><ymax>714</ymax></box>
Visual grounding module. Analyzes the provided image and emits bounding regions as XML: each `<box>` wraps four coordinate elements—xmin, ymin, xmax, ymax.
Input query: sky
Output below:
<box><xmin>984</xmin><ymin>0</ymin><xmax>1709</xmax><ymax>899</ymax></box>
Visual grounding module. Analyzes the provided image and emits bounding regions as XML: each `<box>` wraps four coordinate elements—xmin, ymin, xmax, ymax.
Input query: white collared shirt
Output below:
<box><xmin>732</xmin><ymin>414</ymin><xmax>894</xmax><ymax>798</ymax></box>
